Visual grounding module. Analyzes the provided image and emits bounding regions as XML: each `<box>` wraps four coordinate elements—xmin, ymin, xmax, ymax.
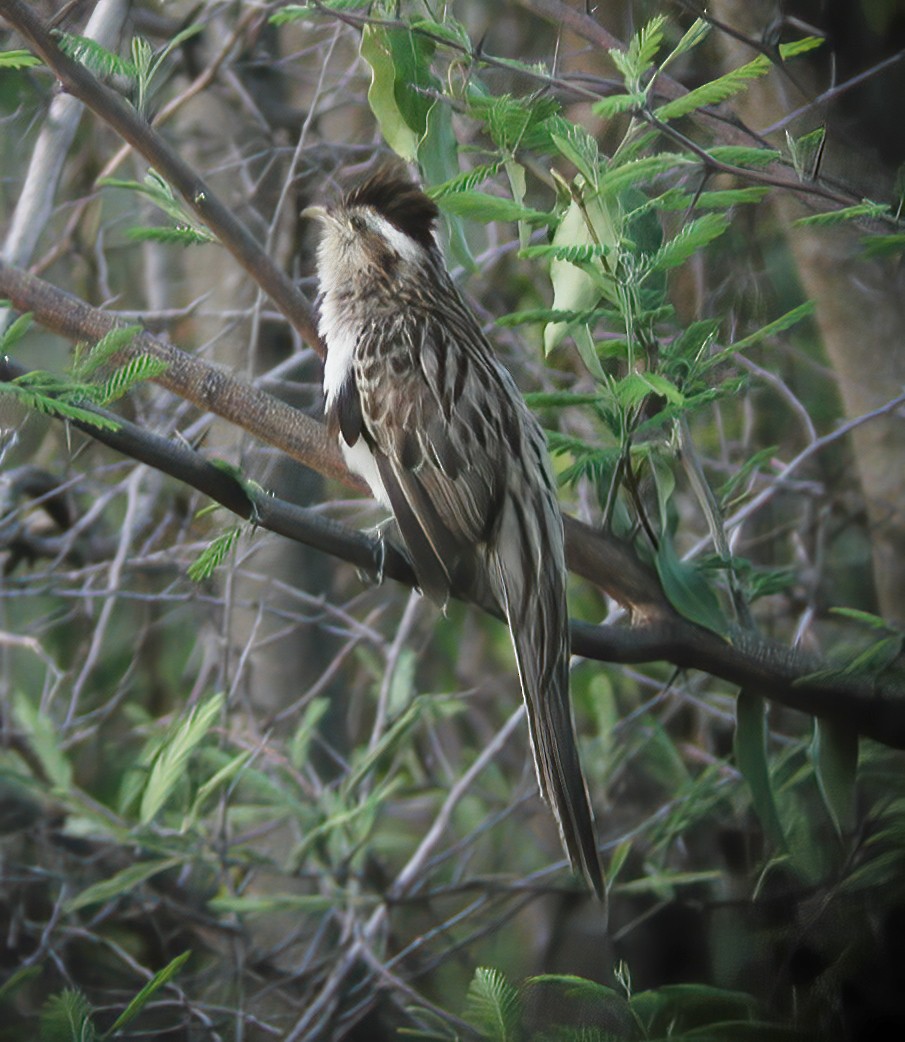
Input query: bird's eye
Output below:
<box><xmin>349</xmin><ymin>214</ymin><xmax>367</xmax><ymax>233</ymax></box>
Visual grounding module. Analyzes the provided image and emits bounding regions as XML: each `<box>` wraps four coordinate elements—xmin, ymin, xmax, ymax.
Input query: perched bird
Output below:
<box><xmin>306</xmin><ymin>165</ymin><xmax>604</xmax><ymax>899</ymax></box>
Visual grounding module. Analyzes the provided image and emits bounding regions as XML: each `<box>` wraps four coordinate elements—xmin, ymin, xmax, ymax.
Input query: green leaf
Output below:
<box><xmin>139</xmin><ymin>693</ymin><xmax>224</xmax><ymax>824</ymax></box>
<box><xmin>125</xmin><ymin>224</ymin><xmax>215</xmax><ymax>245</ymax></box>
<box><xmin>65</xmin><ymin>857</ymin><xmax>183</xmax><ymax>912</ymax></box>
<box><xmin>614</xmin><ymin>371</ymin><xmax>684</xmax><ymax>408</ymax></box>
<box><xmin>548</xmin><ymin>116</ymin><xmax>602</xmax><ymax>188</ymax></box>
<box><xmin>811</xmin><ymin>720</ymin><xmax>858</xmax><ymax>837</ymax></box>
<box><xmin>427</xmin><ymin>162</ymin><xmax>503</xmax><ymax>198</ymax></box>
<box><xmin>862</xmin><ymin>232</ymin><xmax>905</xmax><ymax>258</ymax></box>
<box><xmin>188</xmin><ymin>525</ymin><xmax>242</xmax><ymax>581</ymax></box>
<box><xmin>103</xmin><ymin>951</ymin><xmax>191</xmax><ymax>1037</ymax></box>
<box><xmin>0</xmin><ymin>310</ymin><xmax>34</xmax><ymax>352</ymax></box>
<box><xmin>593</xmin><ymin>92</ymin><xmax>642</xmax><ymax>119</ymax></box>
<box><xmin>97</xmin><ymin>355</ymin><xmax>169</xmax><ymax>404</ymax></box>
<box><xmin>71</xmin><ymin>326</ymin><xmax>142</xmax><ymax>379</ymax></box>
<box><xmin>13</xmin><ymin>694</ymin><xmax>72</xmax><ymax>791</ymax></box>
<box><xmin>734</xmin><ymin>690</ymin><xmax>786</xmax><ymax>849</ymax></box>
<box><xmin>361</xmin><ymin>25</ymin><xmax>441</xmax><ymax>163</ymax></box>
<box><xmin>599</xmin><ymin>153</ymin><xmax>693</xmax><ymax>197</ymax></box>
<box><xmin>52</xmin><ymin>31</ymin><xmax>135</xmax><ymax>78</ymax></box>
<box><xmin>207</xmin><ymin>893</ymin><xmax>335</xmax><ymax>914</ymax></box>
<box><xmin>40</xmin><ymin>988</ymin><xmax>96</xmax><ymax>1042</ymax></box>
<box><xmin>794</xmin><ymin>200</ymin><xmax>890</xmax><ymax>227</ymax></box>
<box><xmin>656</xmin><ymin>37</ymin><xmax>823</xmax><ymax>121</ymax></box>
<box><xmin>785</xmin><ymin>126</ymin><xmax>825</xmax><ymax>181</ymax></box>
<box><xmin>654</xmin><ymin>539</ymin><xmax>728</xmax><ymax>637</ymax></box>
<box><xmin>520</xmin><ymin>242</ymin><xmax>612</xmax><ymax>263</ymax></box>
<box><xmin>0</xmin><ymin>49</ymin><xmax>42</xmax><ymax>69</ymax></box>
<box><xmin>730</xmin><ymin>300</ymin><xmax>815</xmax><ymax>349</ymax></box>
<box><xmin>632</xmin><ymin>14</ymin><xmax>668</xmax><ymax>75</ymax></box>
<box><xmin>289</xmin><ymin>698</ymin><xmax>331</xmax><ymax>769</ymax></box>
<box><xmin>708</xmin><ymin>145</ymin><xmax>782</xmax><ymax>169</ymax></box>
<box><xmin>100</xmin><ymin>171</ymin><xmax>213</xmax><ymax>237</ymax></box>
<box><xmin>655</xmin><ymin>57</ymin><xmax>774</xmax><ymax>122</ymax></box>
<box><xmin>645</xmin><ymin>212</ymin><xmax>730</xmax><ymax>274</ymax></box>
<box><xmin>435</xmin><ymin>190</ymin><xmax>552</xmax><ymax>224</ymax></box>
<box><xmin>0</xmin><ymin>964</ymin><xmax>43</xmax><ymax>1003</ymax></box>
<box><xmin>655</xmin><ymin>187</ymin><xmax>770</xmax><ymax>210</ymax></box>
<box><xmin>830</xmin><ymin>606</ymin><xmax>897</xmax><ymax>631</ymax></box>
<box><xmin>659</xmin><ymin>18</ymin><xmax>711</xmax><ymax>74</ymax></box>
<box><xmin>467</xmin><ymin>92</ymin><xmax>560</xmax><ymax>153</ymax></box>
<box><xmin>463</xmin><ymin>967</ymin><xmax>520</xmax><ymax>1042</ymax></box>
<box><xmin>185</xmin><ymin>749</ymin><xmax>252</xmax><ymax>826</ymax></box>
<box><xmin>1</xmin><ymin>381</ymin><xmax>120</xmax><ymax>431</ymax></box>
<box><xmin>270</xmin><ymin>0</ymin><xmax>371</xmax><ymax>24</ymax></box>
<box><xmin>544</xmin><ymin>188</ymin><xmax>621</xmax><ymax>354</ymax></box>
<box><xmin>523</xmin><ymin>390</ymin><xmax>605</xmax><ymax>408</ymax></box>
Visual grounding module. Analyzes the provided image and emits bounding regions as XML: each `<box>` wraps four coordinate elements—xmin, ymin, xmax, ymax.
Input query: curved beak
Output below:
<box><xmin>301</xmin><ymin>204</ymin><xmax>328</xmax><ymax>222</ymax></box>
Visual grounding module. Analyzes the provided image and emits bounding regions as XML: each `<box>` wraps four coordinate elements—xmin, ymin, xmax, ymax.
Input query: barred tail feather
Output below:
<box><xmin>490</xmin><ymin>508</ymin><xmax>605</xmax><ymax>901</ymax></box>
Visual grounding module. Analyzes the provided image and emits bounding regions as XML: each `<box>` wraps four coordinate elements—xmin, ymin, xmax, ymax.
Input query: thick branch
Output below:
<box><xmin>3</xmin><ymin>347</ymin><xmax>905</xmax><ymax>749</ymax></box>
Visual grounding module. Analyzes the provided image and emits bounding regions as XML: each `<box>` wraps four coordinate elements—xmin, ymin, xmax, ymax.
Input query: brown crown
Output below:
<box><xmin>344</xmin><ymin>164</ymin><xmax>439</xmax><ymax>250</ymax></box>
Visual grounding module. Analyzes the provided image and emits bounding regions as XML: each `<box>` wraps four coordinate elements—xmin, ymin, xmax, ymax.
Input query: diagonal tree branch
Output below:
<box><xmin>0</xmin><ymin>0</ymin><xmax>322</xmax><ymax>354</ymax></box>
<box><xmin>2</xmin><ymin>2</ymin><xmax>904</xmax><ymax>750</ymax></box>
<box><xmin>3</xmin><ymin>346</ymin><xmax>905</xmax><ymax>749</ymax></box>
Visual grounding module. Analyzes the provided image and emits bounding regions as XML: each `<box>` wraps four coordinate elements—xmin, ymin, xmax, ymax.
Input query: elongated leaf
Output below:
<box><xmin>734</xmin><ymin>690</ymin><xmax>786</xmax><ymax>849</ymax></box>
<box><xmin>593</xmin><ymin>92</ymin><xmax>642</xmax><ymax>118</ymax></box>
<box><xmin>0</xmin><ymin>49</ymin><xmax>42</xmax><ymax>69</ymax></box>
<box><xmin>708</xmin><ymin>145</ymin><xmax>782</xmax><ymax>169</ymax></box>
<box><xmin>207</xmin><ymin>894</ymin><xmax>334</xmax><ymax>914</ymax></box>
<box><xmin>72</xmin><ymin>326</ymin><xmax>141</xmax><ymax>379</ymax></box>
<box><xmin>646</xmin><ymin>213</ymin><xmax>730</xmax><ymax>274</ymax></box>
<box><xmin>656</xmin><ymin>57</ymin><xmax>774</xmax><ymax>121</ymax></box>
<box><xmin>188</xmin><ymin>526</ymin><xmax>242</xmax><ymax>581</ymax></box>
<box><xmin>140</xmin><ymin>693</ymin><xmax>224</xmax><ymax>823</ymax></box>
<box><xmin>654</xmin><ymin>539</ymin><xmax>728</xmax><ymax>637</ymax></box>
<box><xmin>600</xmin><ymin>153</ymin><xmax>693</xmax><ymax>198</ymax></box>
<box><xmin>548</xmin><ymin>117</ymin><xmax>602</xmax><ymax>188</ymax></box>
<box><xmin>427</xmin><ymin>162</ymin><xmax>503</xmax><ymax>197</ymax></box>
<box><xmin>53</xmin><ymin>31</ymin><xmax>135</xmax><ymax>78</ymax></box>
<box><xmin>659</xmin><ymin>18</ymin><xmax>711</xmax><ymax>73</ymax></box>
<box><xmin>811</xmin><ymin>720</ymin><xmax>858</xmax><ymax>837</ymax></box>
<box><xmin>656</xmin><ymin>37</ymin><xmax>823</xmax><ymax>121</ymax></box>
<box><xmin>862</xmin><ymin>233</ymin><xmax>905</xmax><ymax>258</ymax></box>
<box><xmin>730</xmin><ymin>301</ymin><xmax>815</xmax><ymax>349</ymax></box>
<box><xmin>435</xmin><ymin>190</ymin><xmax>552</xmax><ymax>224</ymax></box>
<box><xmin>186</xmin><ymin>749</ymin><xmax>252</xmax><ymax>826</ymax></box>
<box><xmin>521</xmin><ymin>242</ymin><xmax>612</xmax><ymax>263</ymax></box>
<box><xmin>13</xmin><ymin>694</ymin><xmax>72</xmax><ymax>791</ymax></box>
<box><xmin>615</xmin><ymin>371</ymin><xmax>684</xmax><ymax>408</ymax></box>
<box><xmin>65</xmin><ymin>857</ymin><xmax>182</xmax><ymax>912</ymax></box>
<box><xmin>104</xmin><ymin>951</ymin><xmax>191</xmax><ymax>1037</ymax></box>
<box><xmin>464</xmin><ymin>967</ymin><xmax>520</xmax><ymax>1042</ymax></box>
<box><xmin>0</xmin><ymin>964</ymin><xmax>43</xmax><ymax>1002</ymax></box>
<box><xmin>2</xmin><ymin>383</ymin><xmax>120</xmax><ymax>431</ymax></box>
<box><xmin>125</xmin><ymin>225</ymin><xmax>215</xmax><ymax>245</ymax></box>
<box><xmin>544</xmin><ymin>189</ymin><xmax>621</xmax><ymax>354</ymax></box>
<box><xmin>794</xmin><ymin>201</ymin><xmax>890</xmax><ymax>227</ymax></box>
<box><xmin>271</xmin><ymin>0</ymin><xmax>371</xmax><ymax>24</ymax></box>
<box><xmin>97</xmin><ymin>355</ymin><xmax>169</xmax><ymax>404</ymax></box>
<box><xmin>0</xmin><ymin>311</ymin><xmax>34</xmax><ymax>351</ymax></box>
<box><xmin>40</xmin><ymin>988</ymin><xmax>96</xmax><ymax>1042</ymax></box>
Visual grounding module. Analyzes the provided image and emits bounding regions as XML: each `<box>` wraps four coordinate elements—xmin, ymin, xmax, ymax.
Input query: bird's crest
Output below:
<box><xmin>344</xmin><ymin>164</ymin><xmax>439</xmax><ymax>250</ymax></box>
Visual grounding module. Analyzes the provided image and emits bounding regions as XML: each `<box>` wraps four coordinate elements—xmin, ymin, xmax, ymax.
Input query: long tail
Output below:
<box><xmin>491</xmin><ymin>502</ymin><xmax>605</xmax><ymax>901</ymax></box>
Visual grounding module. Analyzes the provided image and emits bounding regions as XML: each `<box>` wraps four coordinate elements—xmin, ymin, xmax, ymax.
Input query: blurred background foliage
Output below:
<box><xmin>1</xmin><ymin>0</ymin><xmax>905</xmax><ymax>1039</ymax></box>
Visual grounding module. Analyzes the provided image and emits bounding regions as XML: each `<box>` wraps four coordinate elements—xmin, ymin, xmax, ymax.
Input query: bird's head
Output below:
<box><xmin>303</xmin><ymin>165</ymin><xmax>441</xmax><ymax>287</ymax></box>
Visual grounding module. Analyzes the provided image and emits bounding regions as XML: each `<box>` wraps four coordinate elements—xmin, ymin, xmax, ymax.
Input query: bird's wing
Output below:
<box><xmin>356</xmin><ymin>314</ymin><xmax>508</xmax><ymax>605</ymax></box>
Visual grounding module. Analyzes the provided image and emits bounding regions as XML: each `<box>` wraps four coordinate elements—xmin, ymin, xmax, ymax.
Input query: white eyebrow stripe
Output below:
<box><xmin>367</xmin><ymin>211</ymin><xmax>427</xmax><ymax>265</ymax></box>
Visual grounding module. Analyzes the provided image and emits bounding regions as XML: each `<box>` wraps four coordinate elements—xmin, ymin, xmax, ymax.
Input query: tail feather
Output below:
<box><xmin>492</xmin><ymin>542</ymin><xmax>605</xmax><ymax>902</ymax></box>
